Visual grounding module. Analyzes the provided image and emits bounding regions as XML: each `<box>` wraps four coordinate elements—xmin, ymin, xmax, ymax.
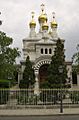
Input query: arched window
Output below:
<box><xmin>45</xmin><ymin>48</ymin><xmax>48</xmax><ymax>54</ymax></box>
<box><xmin>41</xmin><ymin>48</ymin><xmax>43</xmax><ymax>54</ymax></box>
<box><xmin>49</xmin><ymin>48</ymin><xmax>52</xmax><ymax>54</ymax></box>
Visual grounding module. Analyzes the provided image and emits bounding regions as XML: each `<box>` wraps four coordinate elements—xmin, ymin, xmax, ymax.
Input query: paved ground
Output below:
<box><xmin>0</xmin><ymin>115</ymin><xmax>79</xmax><ymax>120</ymax></box>
<box><xmin>1</xmin><ymin>108</ymin><xmax>79</xmax><ymax>116</ymax></box>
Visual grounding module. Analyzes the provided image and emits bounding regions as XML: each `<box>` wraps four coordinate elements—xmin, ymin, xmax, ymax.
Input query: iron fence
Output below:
<box><xmin>0</xmin><ymin>89</ymin><xmax>79</xmax><ymax>109</ymax></box>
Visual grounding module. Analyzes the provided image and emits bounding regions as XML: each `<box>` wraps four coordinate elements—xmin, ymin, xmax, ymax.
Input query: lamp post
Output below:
<box><xmin>29</xmin><ymin>76</ymin><xmax>31</xmax><ymax>89</ymax></box>
<box><xmin>58</xmin><ymin>65</ymin><xmax>63</xmax><ymax>113</ymax></box>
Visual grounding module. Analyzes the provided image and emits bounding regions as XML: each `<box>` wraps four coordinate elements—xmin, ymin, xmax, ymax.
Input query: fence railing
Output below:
<box><xmin>0</xmin><ymin>89</ymin><xmax>79</xmax><ymax>109</ymax></box>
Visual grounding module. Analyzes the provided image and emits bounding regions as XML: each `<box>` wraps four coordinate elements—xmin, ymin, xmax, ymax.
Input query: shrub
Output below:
<box><xmin>0</xmin><ymin>80</ymin><xmax>10</xmax><ymax>104</ymax></box>
<box><xmin>0</xmin><ymin>79</ymin><xmax>10</xmax><ymax>88</ymax></box>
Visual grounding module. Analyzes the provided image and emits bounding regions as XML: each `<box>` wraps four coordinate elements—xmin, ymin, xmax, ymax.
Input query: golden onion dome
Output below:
<box><xmin>51</xmin><ymin>12</ymin><xmax>58</xmax><ymax>28</ymax></box>
<box><xmin>38</xmin><ymin>4</ymin><xmax>47</xmax><ymax>23</ymax></box>
<box><xmin>29</xmin><ymin>12</ymin><xmax>36</xmax><ymax>28</ymax></box>
<box><xmin>38</xmin><ymin>13</ymin><xmax>47</xmax><ymax>23</ymax></box>
<box><xmin>29</xmin><ymin>20</ymin><xmax>36</xmax><ymax>28</ymax></box>
<box><xmin>51</xmin><ymin>20</ymin><xmax>57</xmax><ymax>28</ymax></box>
<box><xmin>42</xmin><ymin>21</ymin><xmax>49</xmax><ymax>30</ymax></box>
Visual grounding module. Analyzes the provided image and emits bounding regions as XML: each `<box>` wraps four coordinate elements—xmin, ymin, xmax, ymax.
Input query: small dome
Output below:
<box><xmin>29</xmin><ymin>12</ymin><xmax>36</xmax><ymax>28</ymax></box>
<box><xmin>29</xmin><ymin>20</ymin><xmax>36</xmax><ymax>28</ymax></box>
<box><xmin>42</xmin><ymin>21</ymin><xmax>49</xmax><ymax>30</ymax></box>
<box><xmin>51</xmin><ymin>20</ymin><xmax>57</xmax><ymax>28</ymax></box>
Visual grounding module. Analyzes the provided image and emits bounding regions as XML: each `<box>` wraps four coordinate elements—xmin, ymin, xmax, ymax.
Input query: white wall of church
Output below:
<box><xmin>29</xmin><ymin>51</ymin><xmax>36</xmax><ymax>61</ymax></box>
<box><xmin>67</xmin><ymin>65</ymin><xmax>72</xmax><ymax>78</ymax></box>
<box><xmin>35</xmin><ymin>44</ymin><xmax>55</xmax><ymax>58</ymax></box>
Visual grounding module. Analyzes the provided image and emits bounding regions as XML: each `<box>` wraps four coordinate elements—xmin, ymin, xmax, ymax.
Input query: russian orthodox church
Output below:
<box><xmin>19</xmin><ymin>4</ymin><xmax>73</xmax><ymax>93</ymax></box>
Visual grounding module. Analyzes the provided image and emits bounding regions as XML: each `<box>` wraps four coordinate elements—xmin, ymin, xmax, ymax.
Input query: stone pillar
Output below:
<box><xmin>18</xmin><ymin>71</ymin><xmax>23</xmax><ymax>88</ymax></box>
<box><xmin>34</xmin><ymin>70</ymin><xmax>39</xmax><ymax>95</ymax></box>
<box><xmin>18</xmin><ymin>72</ymin><xmax>21</xmax><ymax>85</ymax></box>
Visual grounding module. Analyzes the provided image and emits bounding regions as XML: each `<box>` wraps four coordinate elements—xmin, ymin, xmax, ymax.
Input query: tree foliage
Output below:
<box><xmin>43</xmin><ymin>38</ymin><xmax>67</xmax><ymax>88</ymax></box>
<box><xmin>0</xmin><ymin>31</ymin><xmax>20</xmax><ymax>80</ymax></box>
<box><xmin>19</xmin><ymin>56</ymin><xmax>35</xmax><ymax>88</ymax></box>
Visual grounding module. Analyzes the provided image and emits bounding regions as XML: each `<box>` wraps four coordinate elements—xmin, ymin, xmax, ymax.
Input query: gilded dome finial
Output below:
<box><xmin>51</xmin><ymin>12</ymin><xmax>58</xmax><ymax>28</ymax></box>
<box><xmin>41</xmin><ymin>3</ymin><xmax>45</xmax><ymax>13</ymax></box>
<box><xmin>38</xmin><ymin>4</ymin><xmax>47</xmax><ymax>23</ymax></box>
<box><xmin>52</xmin><ymin>12</ymin><xmax>55</xmax><ymax>19</ymax></box>
<box><xmin>29</xmin><ymin>11</ymin><xmax>36</xmax><ymax>28</ymax></box>
<box><xmin>31</xmin><ymin>11</ymin><xmax>34</xmax><ymax>19</ymax></box>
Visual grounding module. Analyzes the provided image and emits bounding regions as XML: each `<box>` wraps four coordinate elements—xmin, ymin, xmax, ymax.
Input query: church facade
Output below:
<box><xmin>19</xmin><ymin>4</ymin><xmax>72</xmax><ymax>93</ymax></box>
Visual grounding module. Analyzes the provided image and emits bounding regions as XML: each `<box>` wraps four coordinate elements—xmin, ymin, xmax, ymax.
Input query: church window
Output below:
<box><xmin>49</xmin><ymin>48</ymin><xmax>52</xmax><ymax>54</ymax></box>
<box><xmin>41</xmin><ymin>48</ymin><xmax>43</xmax><ymax>54</ymax></box>
<box><xmin>45</xmin><ymin>48</ymin><xmax>48</xmax><ymax>54</ymax></box>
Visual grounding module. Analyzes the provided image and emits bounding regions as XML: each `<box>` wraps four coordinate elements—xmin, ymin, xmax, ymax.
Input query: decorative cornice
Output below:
<box><xmin>23</xmin><ymin>38</ymin><xmax>41</xmax><ymax>42</ymax></box>
<box><xmin>23</xmin><ymin>48</ymin><xmax>35</xmax><ymax>52</ymax></box>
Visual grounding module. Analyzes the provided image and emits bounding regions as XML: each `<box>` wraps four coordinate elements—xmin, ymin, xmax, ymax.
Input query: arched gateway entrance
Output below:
<box><xmin>39</xmin><ymin>64</ymin><xmax>49</xmax><ymax>87</ymax></box>
<box><xmin>34</xmin><ymin>59</ymin><xmax>51</xmax><ymax>93</ymax></box>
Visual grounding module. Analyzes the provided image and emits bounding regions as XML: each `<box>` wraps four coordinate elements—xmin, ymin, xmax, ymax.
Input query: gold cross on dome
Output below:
<box><xmin>31</xmin><ymin>12</ymin><xmax>34</xmax><ymax>19</ymax></box>
<box><xmin>52</xmin><ymin>12</ymin><xmax>55</xmax><ymax>19</ymax></box>
<box><xmin>41</xmin><ymin>3</ymin><xmax>45</xmax><ymax>12</ymax></box>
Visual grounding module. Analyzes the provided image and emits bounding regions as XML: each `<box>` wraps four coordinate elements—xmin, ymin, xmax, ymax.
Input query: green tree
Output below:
<box><xmin>0</xmin><ymin>31</ymin><xmax>20</xmax><ymax>80</ymax></box>
<box><xmin>19</xmin><ymin>56</ymin><xmax>35</xmax><ymax>88</ymax></box>
<box><xmin>43</xmin><ymin>38</ymin><xmax>67</xmax><ymax>88</ymax></box>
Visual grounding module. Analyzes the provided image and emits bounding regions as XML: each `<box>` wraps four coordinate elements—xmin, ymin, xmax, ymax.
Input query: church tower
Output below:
<box><xmin>29</xmin><ymin>12</ymin><xmax>36</xmax><ymax>38</ymax></box>
<box><xmin>20</xmin><ymin>4</ymin><xmax>72</xmax><ymax>94</ymax></box>
<box><xmin>51</xmin><ymin>12</ymin><xmax>58</xmax><ymax>39</ymax></box>
<box><xmin>38</xmin><ymin>4</ymin><xmax>47</xmax><ymax>33</ymax></box>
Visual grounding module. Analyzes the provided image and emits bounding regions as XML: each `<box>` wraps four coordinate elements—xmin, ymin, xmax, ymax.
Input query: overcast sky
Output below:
<box><xmin>0</xmin><ymin>0</ymin><xmax>79</xmax><ymax>63</ymax></box>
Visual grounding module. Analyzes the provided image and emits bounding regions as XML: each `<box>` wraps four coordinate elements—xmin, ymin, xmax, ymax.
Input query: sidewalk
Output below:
<box><xmin>0</xmin><ymin>108</ymin><xmax>79</xmax><ymax>116</ymax></box>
